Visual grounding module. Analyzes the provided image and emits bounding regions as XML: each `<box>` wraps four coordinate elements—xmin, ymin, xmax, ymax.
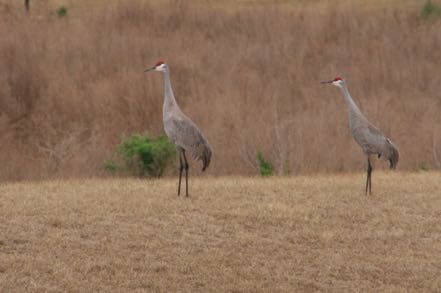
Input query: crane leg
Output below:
<box><xmin>368</xmin><ymin>160</ymin><xmax>372</xmax><ymax>195</ymax></box>
<box><xmin>177</xmin><ymin>150</ymin><xmax>184</xmax><ymax>196</ymax></box>
<box><xmin>365</xmin><ymin>157</ymin><xmax>372</xmax><ymax>195</ymax></box>
<box><xmin>182</xmin><ymin>150</ymin><xmax>189</xmax><ymax>197</ymax></box>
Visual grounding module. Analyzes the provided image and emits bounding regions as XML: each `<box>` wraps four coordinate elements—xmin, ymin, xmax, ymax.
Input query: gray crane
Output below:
<box><xmin>145</xmin><ymin>61</ymin><xmax>212</xmax><ymax>197</ymax></box>
<box><xmin>321</xmin><ymin>77</ymin><xmax>399</xmax><ymax>195</ymax></box>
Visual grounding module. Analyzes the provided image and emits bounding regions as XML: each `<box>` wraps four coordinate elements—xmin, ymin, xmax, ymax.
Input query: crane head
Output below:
<box><xmin>321</xmin><ymin>76</ymin><xmax>344</xmax><ymax>87</ymax></box>
<box><xmin>144</xmin><ymin>60</ymin><xmax>167</xmax><ymax>72</ymax></box>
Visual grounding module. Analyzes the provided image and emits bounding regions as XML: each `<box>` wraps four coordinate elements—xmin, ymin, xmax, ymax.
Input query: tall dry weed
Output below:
<box><xmin>0</xmin><ymin>1</ymin><xmax>440</xmax><ymax>180</ymax></box>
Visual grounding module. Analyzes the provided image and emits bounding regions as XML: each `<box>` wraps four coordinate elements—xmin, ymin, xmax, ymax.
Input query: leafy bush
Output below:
<box><xmin>421</xmin><ymin>0</ymin><xmax>441</xmax><ymax>20</ymax></box>
<box><xmin>257</xmin><ymin>151</ymin><xmax>273</xmax><ymax>176</ymax></box>
<box><xmin>104</xmin><ymin>160</ymin><xmax>119</xmax><ymax>173</ymax></box>
<box><xmin>106</xmin><ymin>135</ymin><xmax>176</xmax><ymax>177</ymax></box>
<box><xmin>283</xmin><ymin>160</ymin><xmax>291</xmax><ymax>176</ymax></box>
<box><xmin>419</xmin><ymin>161</ymin><xmax>430</xmax><ymax>171</ymax></box>
<box><xmin>57</xmin><ymin>6</ymin><xmax>67</xmax><ymax>17</ymax></box>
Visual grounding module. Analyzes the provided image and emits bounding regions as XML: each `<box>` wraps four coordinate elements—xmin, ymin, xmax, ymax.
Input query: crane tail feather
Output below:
<box><xmin>188</xmin><ymin>139</ymin><xmax>212</xmax><ymax>172</ymax></box>
<box><xmin>201</xmin><ymin>145</ymin><xmax>212</xmax><ymax>172</ymax></box>
<box><xmin>387</xmin><ymin>139</ymin><xmax>399</xmax><ymax>169</ymax></box>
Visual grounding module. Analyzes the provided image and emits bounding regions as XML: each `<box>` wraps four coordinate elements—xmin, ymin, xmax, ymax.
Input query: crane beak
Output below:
<box><xmin>144</xmin><ymin>66</ymin><xmax>155</xmax><ymax>72</ymax></box>
<box><xmin>321</xmin><ymin>80</ymin><xmax>333</xmax><ymax>84</ymax></box>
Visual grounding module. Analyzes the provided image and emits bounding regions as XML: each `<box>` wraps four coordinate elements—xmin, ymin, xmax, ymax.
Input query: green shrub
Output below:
<box><xmin>57</xmin><ymin>6</ymin><xmax>67</xmax><ymax>17</ymax></box>
<box><xmin>104</xmin><ymin>160</ymin><xmax>119</xmax><ymax>173</ymax></box>
<box><xmin>257</xmin><ymin>151</ymin><xmax>273</xmax><ymax>176</ymax></box>
<box><xmin>421</xmin><ymin>0</ymin><xmax>441</xmax><ymax>20</ymax></box>
<box><xmin>106</xmin><ymin>135</ymin><xmax>176</xmax><ymax>177</ymax></box>
<box><xmin>419</xmin><ymin>161</ymin><xmax>430</xmax><ymax>171</ymax></box>
<box><xmin>283</xmin><ymin>160</ymin><xmax>290</xmax><ymax>176</ymax></box>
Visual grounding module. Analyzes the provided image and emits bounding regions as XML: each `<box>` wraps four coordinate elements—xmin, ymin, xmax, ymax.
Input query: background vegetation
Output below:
<box><xmin>105</xmin><ymin>134</ymin><xmax>176</xmax><ymax>177</ymax></box>
<box><xmin>0</xmin><ymin>0</ymin><xmax>440</xmax><ymax>180</ymax></box>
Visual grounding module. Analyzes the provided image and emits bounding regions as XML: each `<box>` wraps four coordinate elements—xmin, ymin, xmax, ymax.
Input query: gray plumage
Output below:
<box><xmin>146</xmin><ymin>61</ymin><xmax>212</xmax><ymax>196</ymax></box>
<box><xmin>322</xmin><ymin>77</ymin><xmax>399</xmax><ymax>194</ymax></box>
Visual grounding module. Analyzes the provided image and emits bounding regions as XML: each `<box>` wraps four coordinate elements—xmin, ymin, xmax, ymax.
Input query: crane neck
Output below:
<box><xmin>162</xmin><ymin>67</ymin><xmax>179</xmax><ymax>112</ymax></box>
<box><xmin>339</xmin><ymin>83</ymin><xmax>364</xmax><ymax>117</ymax></box>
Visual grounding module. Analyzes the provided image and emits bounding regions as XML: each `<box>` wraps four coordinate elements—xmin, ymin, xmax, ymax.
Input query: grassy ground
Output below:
<box><xmin>1</xmin><ymin>172</ymin><xmax>441</xmax><ymax>292</ymax></box>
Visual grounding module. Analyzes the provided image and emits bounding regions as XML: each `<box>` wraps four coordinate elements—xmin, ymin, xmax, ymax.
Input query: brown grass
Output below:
<box><xmin>0</xmin><ymin>173</ymin><xmax>441</xmax><ymax>291</ymax></box>
<box><xmin>0</xmin><ymin>0</ymin><xmax>441</xmax><ymax>180</ymax></box>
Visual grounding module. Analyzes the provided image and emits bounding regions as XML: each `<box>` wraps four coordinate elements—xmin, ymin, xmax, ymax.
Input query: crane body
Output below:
<box><xmin>322</xmin><ymin>77</ymin><xmax>399</xmax><ymax>194</ymax></box>
<box><xmin>145</xmin><ymin>61</ymin><xmax>212</xmax><ymax>196</ymax></box>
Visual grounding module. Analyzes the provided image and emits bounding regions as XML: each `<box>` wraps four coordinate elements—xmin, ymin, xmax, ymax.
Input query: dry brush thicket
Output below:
<box><xmin>0</xmin><ymin>1</ymin><xmax>440</xmax><ymax>180</ymax></box>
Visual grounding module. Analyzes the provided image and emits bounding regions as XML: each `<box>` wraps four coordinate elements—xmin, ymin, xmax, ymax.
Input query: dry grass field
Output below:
<box><xmin>1</xmin><ymin>172</ymin><xmax>441</xmax><ymax>292</ymax></box>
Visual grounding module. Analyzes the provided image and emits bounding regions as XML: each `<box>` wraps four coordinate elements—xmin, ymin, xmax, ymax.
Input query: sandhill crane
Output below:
<box><xmin>145</xmin><ymin>61</ymin><xmax>212</xmax><ymax>197</ymax></box>
<box><xmin>321</xmin><ymin>77</ymin><xmax>399</xmax><ymax>195</ymax></box>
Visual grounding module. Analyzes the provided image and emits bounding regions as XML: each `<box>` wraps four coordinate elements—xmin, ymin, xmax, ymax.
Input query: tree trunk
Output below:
<box><xmin>25</xmin><ymin>0</ymin><xmax>30</xmax><ymax>12</ymax></box>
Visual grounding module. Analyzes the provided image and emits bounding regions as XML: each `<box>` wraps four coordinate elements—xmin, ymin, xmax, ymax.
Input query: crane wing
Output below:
<box><xmin>171</xmin><ymin>117</ymin><xmax>212</xmax><ymax>171</ymax></box>
<box><xmin>352</xmin><ymin>121</ymin><xmax>399</xmax><ymax>168</ymax></box>
<box><xmin>352</xmin><ymin>122</ymin><xmax>386</xmax><ymax>155</ymax></box>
